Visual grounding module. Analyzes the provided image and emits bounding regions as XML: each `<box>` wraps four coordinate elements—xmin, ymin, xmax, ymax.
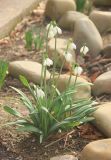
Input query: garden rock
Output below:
<box><xmin>73</xmin><ymin>18</ymin><xmax>103</xmax><ymax>58</ymax></box>
<box><xmin>45</xmin><ymin>0</ymin><xmax>76</xmax><ymax>21</ymax></box>
<box><xmin>50</xmin><ymin>155</ymin><xmax>78</xmax><ymax>160</ymax></box>
<box><xmin>93</xmin><ymin>102</ymin><xmax>111</xmax><ymax>137</ymax></box>
<box><xmin>58</xmin><ymin>11</ymin><xmax>88</xmax><ymax>31</ymax></box>
<box><xmin>89</xmin><ymin>11</ymin><xmax>111</xmax><ymax>34</ymax></box>
<box><xmin>93</xmin><ymin>0</ymin><xmax>111</xmax><ymax>6</ymax></box>
<box><xmin>52</xmin><ymin>74</ymin><xmax>91</xmax><ymax>100</ymax></box>
<box><xmin>9</xmin><ymin>61</ymin><xmax>50</xmax><ymax>84</ymax></box>
<box><xmin>92</xmin><ymin>71</ymin><xmax>111</xmax><ymax>96</ymax></box>
<box><xmin>81</xmin><ymin>139</ymin><xmax>111</xmax><ymax>160</ymax></box>
<box><xmin>48</xmin><ymin>38</ymin><xmax>75</xmax><ymax>69</ymax></box>
<box><xmin>100</xmin><ymin>44</ymin><xmax>111</xmax><ymax>58</ymax></box>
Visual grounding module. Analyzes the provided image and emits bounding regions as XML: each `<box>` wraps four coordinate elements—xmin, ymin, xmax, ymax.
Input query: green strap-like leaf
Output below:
<box><xmin>17</xmin><ymin>124</ymin><xmax>42</xmax><ymax>134</ymax></box>
<box><xmin>19</xmin><ymin>75</ymin><xmax>29</xmax><ymax>88</ymax></box>
<box><xmin>4</xmin><ymin>106</ymin><xmax>22</xmax><ymax>117</ymax></box>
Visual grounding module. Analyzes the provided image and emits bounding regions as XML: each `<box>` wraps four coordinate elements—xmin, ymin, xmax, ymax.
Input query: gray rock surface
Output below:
<box><xmin>90</xmin><ymin>11</ymin><xmax>111</xmax><ymax>34</ymax></box>
<box><xmin>58</xmin><ymin>11</ymin><xmax>88</xmax><ymax>31</ymax></box>
<box><xmin>92</xmin><ymin>71</ymin><xmax>111</xmax><ymax>96</ymax></box>
<box><xmin>81</xmin><ymin>139</ymin><xmax>111</xmax><ymax>160</ymax></box>
<box><xmin>45</xmin><ymin>0</ymin><xmax>76</xmax><ymax>21</ymax></box>
<box><xmin>9</xmin><ymin>61</ymin><xmax>51</xmax><ymax>84</ymax></box>
<box><xmin>52</xmin><ymin>74</ymin><xmax>91</xmax><ymax>100</ymax></box>
<box><xmin>73</xmin><ymin>18</ymin><xmax>103</xmax><ymax>58</ymax></box>
<box><xmin>93</xmin><ymin>102</ymin><xmax>111</xmax><ymax>137</ymax></box>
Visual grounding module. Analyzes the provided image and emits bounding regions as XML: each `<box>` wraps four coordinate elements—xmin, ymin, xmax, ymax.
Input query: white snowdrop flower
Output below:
<box><xmin>70</xmin><ymin>42</ymin><xmax>76</xmax><ymax>50</ymax></box>
<box><xmin>64</xmin><ymin>52</ymin><xmax>73</xmax><ymax>62</ymax></box>
<box><xmin>80</xmin><ymin>46</ymin><xmax>89</xmax><ymax>55</ymax></box>
<box><xmin>53</xmin><ymin>26</ymin><xmax>62</xmax><ymax>35</ymax></box>
<box><xmin>36</xmin><ymin>88</ymin><xmax>45</xmax><ymax>99</ymax></box>
<box><xmin>48</xmin><ymin>30</ymin><xmax>55</xmax><ymax>39</ymax></box>
<box><xmin>46</xmin><ymin>23</ymin><xmax>54</xmax><ymax>31</ymax></box>
<box><xmin>43</xmin><ymin>58</ymin><xmax>53</xmax><ymax>67</ymax></box>
<box><xmin>74</xmin><ymin>66</ymin><xmax>83</xmax><ymax>76</ymax></box>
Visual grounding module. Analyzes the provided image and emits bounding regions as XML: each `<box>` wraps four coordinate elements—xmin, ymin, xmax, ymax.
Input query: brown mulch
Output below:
<box><xmin>0</xmin><ymin>1</ymin><xmax>110</xmax><ymax>160</ymax></box>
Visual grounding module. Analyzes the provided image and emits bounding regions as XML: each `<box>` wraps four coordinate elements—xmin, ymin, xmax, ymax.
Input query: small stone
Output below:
<box><xmin>50</xmin><ymin>155</ymin><xmax>78</xmax><ymax>160</ymax></box>
<box><xmin>92</xmin><ymin>71</ymin><xmax>111</xmax><ymax>96</ymax></box>
<box><xmin>9</xmin><ymin>61</ymin><xmax>50</xmax><ymax>84</ymax></box>
<box><xmin>81</xmin><ymin>139</ymin><xmax>111</xmax><ymax>160</ymax></box>
<box><xmin>93</xmin><ymin>102</ymin><xmax>111</xmax><ymax>137</ymax></box>
<box><xmin>45</xmin><ymin>0</ymin><xmax>76</xmax><ymax>21</ymax></box>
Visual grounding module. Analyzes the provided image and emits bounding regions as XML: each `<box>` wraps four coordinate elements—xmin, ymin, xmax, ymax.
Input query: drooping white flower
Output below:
<box><xmin>74</xmin><ymin>66</ymin><xmax>83</xmax><ymax>76</ymax></box>
<box><xmin>64</xmin><ymin>52</ymin><xmax>73</xmax><ymax>62</ymax></box>
<box><xmin>53</xmin><ymin>26</ymin><xmax>62</xmax><ymax>35</ymax></box>
<box><xmin>80</xmin><ymin>46</ymin><xmax>89</xmax><ymax>55</ymax></box>
<box><xmin>70</xmin><ymin>42</ymin><xmax>76</xmax><ymax>50</ymax></box>
<box><xmin>36</xmin><ymin>88</ymin><xmax>45</xmax><ymax>99</ymax></box>
<box><xmin>46</xmin><ymin>23</ymin><xmax>54</xmax><ymax>31</ymax></box>
<box><xmin>47</xmin><ymin>30</ymin><xmax>55</xmax><ymax>39</ymax></box>
<box><xmin>46</xmin><ymin>22</ymin><xmax>62</xmax><ymax>38</ymax></box>
<box><xmin>43</xmin><ymin>58</ymin><xmax>53</xmax><ymax>67</ymax></box>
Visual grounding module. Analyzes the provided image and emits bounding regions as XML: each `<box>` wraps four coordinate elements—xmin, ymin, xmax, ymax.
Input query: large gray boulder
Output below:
<box><xmin>90</xmin><ymin>11</ymin><xmax>111</xmax><ymax>34</ymax></box>
<box><xmin>81</xmin><ymin>139</ymin><xmax>111</xmax><ymax>160</ymax></box>
<box><xmin>73</xmin><ymin>18</ymin><xmax>103</xmax><ymax>58</ymax></box>
<box><xmin>45</xmin><ymin>0</ymin><xmax>76</xmax><ymax>21</ymax></box>
<box><xmin>9</xmin><ymin>61</ymin><xmax>51</xmax><ymax>84</ymax></box>
<box><xmin>58</xmin><ymin>11</ymin><xmax>88</xmax><ymax>31</ymax></box>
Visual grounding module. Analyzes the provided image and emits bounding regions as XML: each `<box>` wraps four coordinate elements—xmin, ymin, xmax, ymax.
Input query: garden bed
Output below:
<box><xmin>0</xmin><ymin>1</ymin><xmax>111</xmax><ymax>160</ymax></box>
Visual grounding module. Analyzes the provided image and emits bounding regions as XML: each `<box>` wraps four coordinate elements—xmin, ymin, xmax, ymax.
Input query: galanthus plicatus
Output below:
<box><xmin>74</xmin><ymin>66</ymin><xmax>83</xmax><ymax>76</ymax></box>
<box><xmin>46</xmin><ymin>22</ymin><xmax>62</xmax><ymax>39</ymax></box>
<box><xmin>69</xmin><ymin>42</ymin><xmax>76</xmax><ymax>50</ymax></box>
<box><xmin>80</xmin><ymin>46</ymin><xmax>89</xmax><ymax>55</ymax></box>
<box><xmin>43</xmin><ymin>58</ymin><xmax>53</xmax><ymax>67</ymax></box>
<box><xmin>64</xmin><ymin>52</ymin><xmax>73</xmax><ymax>62</ymax></box>
<box><xmin>36</xmin><ymin>88</ymin><xmax>45</xmax><ymax>99</ymax></box>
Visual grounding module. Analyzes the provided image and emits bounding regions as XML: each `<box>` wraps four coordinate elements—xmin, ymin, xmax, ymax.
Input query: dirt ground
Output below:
<box><xmin>0</xmin><ymin>1</ymin><xmax>111</xmax><ymax>160</ymax></box>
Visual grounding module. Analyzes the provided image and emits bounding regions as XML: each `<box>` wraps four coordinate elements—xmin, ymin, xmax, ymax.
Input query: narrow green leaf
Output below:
<box><xmin>4</xmin><ymin>106</ymin><xmax>22</xmax><ymax>117</ymax></box>
<box><xmin>17</xmin><ymin>124</ymin><xmax>42</xmax><ymax>134</ymax></box>
<box><xmin>19</xmin><ymin>75</ymin><xmax>29</xmax><ymax>88</ymax></box>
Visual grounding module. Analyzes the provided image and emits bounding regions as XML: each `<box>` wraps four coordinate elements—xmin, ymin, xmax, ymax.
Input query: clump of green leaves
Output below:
<box><xmin>0</xmin><ymin>60</ymin><xmax>8</xmax><ymax>89</ymax></box>
<box><xmin>4</xmin><ymin>21</ymin><xmax>97</xmax><ymax>143</ymax></box>
<box><xmin>4</xmin><ymin>76</ymin><xmax>96</xmax><ymax>143</ymax></box>
<box><xmin>25</xmin><ymin>30</ymin><xmax>44</xmax><ymax>51</ymax></box>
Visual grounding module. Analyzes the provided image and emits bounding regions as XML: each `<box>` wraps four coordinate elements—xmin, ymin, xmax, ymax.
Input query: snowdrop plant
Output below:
<box><xmin>4</xmin><ymin>21</ymin><xmax>96</xmax><ymax>143</ymax></box>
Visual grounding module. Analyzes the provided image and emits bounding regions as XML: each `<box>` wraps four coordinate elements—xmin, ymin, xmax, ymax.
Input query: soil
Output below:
<box><xmin>0</xmin><ymin>1</ymin><xmax>110</xmax><ymax>160</ymax></box>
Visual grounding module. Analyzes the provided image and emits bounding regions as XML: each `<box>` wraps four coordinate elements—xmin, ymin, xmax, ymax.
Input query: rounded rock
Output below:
<box><xmin>45</xmin><ymin>0</ymin><xmax>76</xmax><ymax>21</ymax></box>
